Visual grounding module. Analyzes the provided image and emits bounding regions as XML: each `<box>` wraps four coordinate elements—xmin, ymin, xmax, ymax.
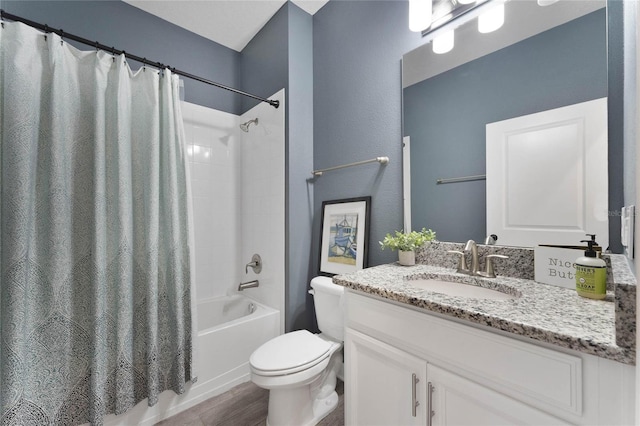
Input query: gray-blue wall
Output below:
<box><xmin>313</xmin><ymin>0</ymin><xmax>423</xmax><ymax>271</ymax></box>
<box><xmin>241</xmin><ymin>3</ymin><xmax>315</xmax><ymax>331</ymax></box>
<box><xmin>404</xmin><ymin>10</ymin><xmax>608</xmax><ymax>245</ymax></box>
<box><xmin>3</xmin><ymin>0</ymin><xmax>242</xmax><ymax>114</ymax></box>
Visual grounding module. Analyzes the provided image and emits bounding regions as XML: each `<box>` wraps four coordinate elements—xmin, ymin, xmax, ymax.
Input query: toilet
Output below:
<box><xmin>249</xmin><ymin>276</ymin><xmax>344</xmax><ymax>426</ymax></box>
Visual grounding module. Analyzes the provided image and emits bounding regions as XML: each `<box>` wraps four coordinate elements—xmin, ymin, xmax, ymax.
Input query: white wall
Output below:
<box><xmin>240</xmin><ymin>89</ymin><xmax>286</xmax><ymax>332</ymax></box>
<box><xmin>182</xmin><ymin>102</ymin><xmax>243</xmax><ymax>300</ymax></box>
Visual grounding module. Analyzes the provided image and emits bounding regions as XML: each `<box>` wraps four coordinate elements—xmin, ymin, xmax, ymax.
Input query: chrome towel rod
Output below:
<box><xmin>312</xmin><ymin>157</ymin><xmax>389</xmax><ymax>177</ymax></box>
<box><xmin>436</xmin><ymin>174</ymin><xmax>486</xmax><ymax>184</ymax></box>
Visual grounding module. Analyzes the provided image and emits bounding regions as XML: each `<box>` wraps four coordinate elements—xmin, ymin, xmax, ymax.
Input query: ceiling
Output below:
<box><xmin>124</xmin><ymin>0</ymin><xmax>329</xmax><ymax>52</ymax></box>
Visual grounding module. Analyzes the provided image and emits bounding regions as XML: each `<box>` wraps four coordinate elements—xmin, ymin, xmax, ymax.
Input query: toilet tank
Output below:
<box><xmin>310</xmin><ymin>276</ymin><xmax>345</xmax><ymax>342</ymax></box>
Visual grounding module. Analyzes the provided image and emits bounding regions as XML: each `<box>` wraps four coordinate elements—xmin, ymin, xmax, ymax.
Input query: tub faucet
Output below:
<box><xmin>238</xmin><ymin>280</ymin><xmax>259</xmax><ymax>291</ymax></box>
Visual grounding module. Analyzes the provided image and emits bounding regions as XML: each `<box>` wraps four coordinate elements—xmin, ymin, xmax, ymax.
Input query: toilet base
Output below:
<box><xmin>262</xmin><ymin>352</ymin><xmax>342</xmax><ymax>426</ymax></box>
<box><xmin>265</xmin><ymin>388</ymin><xmax>339</xmax><ymax>426</ymax></box>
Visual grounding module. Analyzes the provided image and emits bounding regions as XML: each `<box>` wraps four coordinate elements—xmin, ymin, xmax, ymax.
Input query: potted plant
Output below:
<box><xmin>379</xmin><ymin>228</ymin><xmax>436</xmax><ymax>266</ymax></box>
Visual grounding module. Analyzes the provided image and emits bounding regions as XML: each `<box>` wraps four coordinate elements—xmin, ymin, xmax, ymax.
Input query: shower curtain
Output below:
<box><xmin>0</xmin><ymin>22</ymin><xmax>193</xmax><ymax>425</ymax></box>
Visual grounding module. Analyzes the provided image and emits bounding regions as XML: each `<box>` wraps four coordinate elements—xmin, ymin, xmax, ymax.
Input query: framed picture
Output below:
<box><xmin>319</xmin><ymin>197</ymin><xmax>371</xmax><ymax>276</ymax></box>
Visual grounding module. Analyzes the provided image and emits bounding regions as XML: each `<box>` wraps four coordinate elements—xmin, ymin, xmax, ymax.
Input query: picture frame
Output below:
<box><xmin>319</xmin><ymin>196</ymin><xmax>371</xmax><ymax>276</ymax></box>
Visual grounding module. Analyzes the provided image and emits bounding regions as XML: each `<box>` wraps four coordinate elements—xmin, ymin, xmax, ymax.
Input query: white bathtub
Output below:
<box><xmin>105</xmin><ymin>294</ymin><xmax>280</xmax><ymax>426</ymax></box>
<box><xmin>194</xmin><ymin>294</ymin><xmax>280</xmax><ymax>393</ymax></box>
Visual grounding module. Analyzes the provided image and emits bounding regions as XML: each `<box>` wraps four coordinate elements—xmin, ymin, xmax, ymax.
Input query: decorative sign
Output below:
<box><xmin>534</xmin><ymin>246</ymin><xmax>585</xmax><ymax>289</ymax></box>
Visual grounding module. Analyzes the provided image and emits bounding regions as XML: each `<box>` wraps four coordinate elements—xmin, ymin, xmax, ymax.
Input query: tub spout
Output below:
<box><xmin>238</xmin><ymin>280</ymin><xmax>259</xmax><ymax>291</ymax></box>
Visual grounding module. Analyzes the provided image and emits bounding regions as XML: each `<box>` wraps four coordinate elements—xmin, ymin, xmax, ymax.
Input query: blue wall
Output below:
<box><xmin>3</xmin><ymin>0</ymin><xmax>242</xmax><ymax>114</ymax></box>
<box><xmin>404</xmin><ymin>10</ymin><xmax>608</xmax><ymax>244</ymax></box>
<box><xmin>313</xmin><ymin>0</ymin><xmax>423</xmax><ymax>270</ymax></box>
<box><xmin>241</xmin><ymin>3</ymin><xmax>315</xmax><ymax>331</ymax></box>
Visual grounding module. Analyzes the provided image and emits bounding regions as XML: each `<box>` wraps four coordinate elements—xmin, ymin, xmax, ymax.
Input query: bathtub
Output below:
<box><xmin>106</xmin><ymin>294</ymin><xmax>280</xmax><ymax>426</ymax></box>
<box><xmin>194</xmin><ymin>294</ymin><xmax>280</xmax><ymax>394</ymax></box>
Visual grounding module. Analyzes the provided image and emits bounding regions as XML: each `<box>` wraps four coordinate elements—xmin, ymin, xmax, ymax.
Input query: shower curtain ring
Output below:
<box><xmin>111</xmin><ymin>47</ymin><xmax>115</xmax><ymax>62</ymax></box>
<box><xmin>142</xmin><ymin>58</ymin><xmax>146</xmax><ymax>71</ymax></box>
<box><xmin>95</xmin><ymin>41</ymin><xmax>99</xmax><ymax>52</ymax></box>
<box><xmin>60</xmin><ymin>29</ymin><xmax>64</xmax><ymax>45</ymax></box>
<box><xmin>44</xmin><ymin>24</ymin><xmax>48</xmax><ymax>41</ymax></box>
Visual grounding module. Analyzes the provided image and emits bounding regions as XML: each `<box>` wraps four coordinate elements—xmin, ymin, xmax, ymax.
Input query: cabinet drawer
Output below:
<box><xmin>346</xmin><ymin>291</ymin><xmax>582</xmax><ymax>416</ymax></box>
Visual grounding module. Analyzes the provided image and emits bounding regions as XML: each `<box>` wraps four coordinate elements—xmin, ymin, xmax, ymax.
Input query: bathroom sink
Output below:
<box><xmin>408</xmin><ymin>279</ymin><xmax>517</xmax><ymax>300</ymax></box>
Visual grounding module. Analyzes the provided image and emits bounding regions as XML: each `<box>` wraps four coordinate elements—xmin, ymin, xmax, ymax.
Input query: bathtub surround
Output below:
<box><xmin>182</xmin><ymin>103</ymin><xmax>242</xmax><ymax>301</ymax></box>
<box><xmin>0</xmin><ymin>23</ymin><xmax>193</xmax><ymax>425</ymax></box>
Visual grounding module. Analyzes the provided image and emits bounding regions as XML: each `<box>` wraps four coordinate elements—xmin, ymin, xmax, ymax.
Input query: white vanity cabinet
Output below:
<box><xmin>346</xmin><ymin>329</ymin><xmax>426</xmax><ymax>425</ymax></box>
<box><xmin>344</xmin><ymin>290</ymin><xmax>635</xmax><ymax>426</ymax></box>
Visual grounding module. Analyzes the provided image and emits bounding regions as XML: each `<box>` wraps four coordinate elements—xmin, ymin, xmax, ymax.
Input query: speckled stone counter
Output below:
<box><xmin>334</xmin><ymin>261</ymin><xmax>636</xmax><ymax>365</ymax></box>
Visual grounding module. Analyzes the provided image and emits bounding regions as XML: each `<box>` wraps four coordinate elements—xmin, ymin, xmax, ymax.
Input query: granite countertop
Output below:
<box><xmin>334</xmin><ymin>263</ymin><xmax>636</xmax><ymax>365</ymax></box>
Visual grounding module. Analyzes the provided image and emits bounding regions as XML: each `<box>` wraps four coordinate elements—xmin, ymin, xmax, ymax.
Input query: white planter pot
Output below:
<box><xmin>398</xmin><ymin>250</ymin><xmax>416</xmax><ymax>266</ymax></box>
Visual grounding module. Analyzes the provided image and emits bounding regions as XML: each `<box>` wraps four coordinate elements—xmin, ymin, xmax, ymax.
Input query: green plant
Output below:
<box><xmin>379</xmin><ymin>228</ymin><xmax>436</xmax><ymax>252</ymax></box>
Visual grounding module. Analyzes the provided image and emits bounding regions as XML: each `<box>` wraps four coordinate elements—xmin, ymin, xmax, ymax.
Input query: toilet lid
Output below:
<box><xmin>250</xmin><ymin>330</ymin><xmax>332</xmax><ymax>374</ymax></box>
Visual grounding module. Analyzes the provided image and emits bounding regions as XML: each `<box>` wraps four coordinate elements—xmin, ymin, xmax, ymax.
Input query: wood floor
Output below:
<box><xmin>156</xmin><ymin>380</ymin><xmax>344</xmax><ymax>426</ymax></box>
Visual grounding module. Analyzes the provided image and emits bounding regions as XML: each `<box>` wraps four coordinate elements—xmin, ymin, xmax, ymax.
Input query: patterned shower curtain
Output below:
<box><xmin>0</xmin><ymin>22</ymin><xmax>193</xmax><ymax>425</ymax></box>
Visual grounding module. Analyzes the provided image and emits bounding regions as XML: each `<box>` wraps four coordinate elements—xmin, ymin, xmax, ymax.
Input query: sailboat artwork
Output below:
<box><xmin>319</xmin><ymin>196</ymin><xmax>369</xmax><ymax>275</ymax></box>
<box><xmin>328</xmin><ymin>214</ymin><xmax>359</xmax><ymax>266</ymax></box>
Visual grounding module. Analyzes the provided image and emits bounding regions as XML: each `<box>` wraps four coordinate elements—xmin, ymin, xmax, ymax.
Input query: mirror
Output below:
<box><xmin>402</xmin><ymin>0</ymin><xmax>613</xmax><ymax>248</ymax></box>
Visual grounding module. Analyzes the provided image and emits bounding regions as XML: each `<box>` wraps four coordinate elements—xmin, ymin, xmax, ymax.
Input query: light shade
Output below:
<box><xmin>478</xmin><ymin>2</ymin><xmax>504</xmax><ymax>33</ymax></box>
<box><xmin>433</xmin><ymin>30</ymin><xmax>454</xmax><ymax>54</ymax></box>
<box><xmin>409</xmin><ymin>0</ymin><xmax>432</xmax><ymax>32</ymax></box>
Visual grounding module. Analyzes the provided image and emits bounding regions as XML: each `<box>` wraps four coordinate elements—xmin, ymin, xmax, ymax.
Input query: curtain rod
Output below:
<box><xmin>0</xmin><ymin>9</ymin><xmax>280</xmax><ymax>109</ymax></box>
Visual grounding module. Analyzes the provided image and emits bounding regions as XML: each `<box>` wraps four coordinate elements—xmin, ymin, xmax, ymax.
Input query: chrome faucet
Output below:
<box><xmin>448</xmin><ymin>240</ymin><xmax>509</xmax><ymax>278</ymax></box>
<box><xmin>238</xmin><ymin>280</ymin><xmax>259</xmax><ymax>291</ymax></box>
<box><xmin>464</xmin><ymin>240</ymin><xmax>479</xmax><ymax>275</ymax></box>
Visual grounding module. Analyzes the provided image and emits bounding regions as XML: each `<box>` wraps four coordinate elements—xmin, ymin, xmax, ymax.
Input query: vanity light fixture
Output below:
<box><xmin>478</xmin><ymin>1</ymin><xmax>505</xmax><ymax>33</ymax></box>
<box><xmin>433</xmin><ymin>29</ymin><xmax>455</xmax><ymax>54</ymax></box>
<box><xmin>409</xmin><ymin>0</ymin><xmax>433</xmax><ymax>32</ymax></box>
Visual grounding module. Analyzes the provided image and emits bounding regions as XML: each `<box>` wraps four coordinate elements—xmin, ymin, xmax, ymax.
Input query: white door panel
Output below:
<box><xmin>486</xmin><ymin>98</ymin><xmax>608</xmax><ymax>247</ymax></box>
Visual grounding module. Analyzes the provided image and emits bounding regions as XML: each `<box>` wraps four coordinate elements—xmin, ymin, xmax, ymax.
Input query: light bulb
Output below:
<box><xmin>409</xmin><ymin>0</ymin><xmax>432</xmax><ymax>32</ymax></box>
<box><xmin>457</xmin><ymin>0</ymin><xmax>476</xmax><ymax>4</ymax></box>
<box><xmin>433</xmin><ymin>30</ymin><xmax>454</xmax><ymax>54</ymax></box>
<box><xmin>478</xmin><ymin>2</ymin><xmax>504</xmax><ymax>34</ymax></box>
<box><xmin>537</xmin><ymin>0</ymin><xmax>559</xmax><ymax>5</ymax></box>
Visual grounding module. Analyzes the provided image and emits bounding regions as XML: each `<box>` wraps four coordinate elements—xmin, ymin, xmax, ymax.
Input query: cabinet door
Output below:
<box><xmin>428</xmin><ymin>364</ymin><xmax>569</xmax><ymax>426</ymax></box>
<box><xmin>345</xmin><ymin>328</ymin><xmax>427</xmax><ymax>426</ymax></box>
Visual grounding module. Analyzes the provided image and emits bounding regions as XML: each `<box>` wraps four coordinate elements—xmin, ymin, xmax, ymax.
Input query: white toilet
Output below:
<box><xmin>249</xmin><ymin>276</ymin><xmax>344</xmax><ymax>426</ymax></box>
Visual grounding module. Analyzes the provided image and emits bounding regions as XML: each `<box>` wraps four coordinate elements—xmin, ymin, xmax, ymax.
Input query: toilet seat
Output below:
<box><xmin>250</xmin><ymin>330</ymin><xmax>334</xmax><ymax>376</ymax></box>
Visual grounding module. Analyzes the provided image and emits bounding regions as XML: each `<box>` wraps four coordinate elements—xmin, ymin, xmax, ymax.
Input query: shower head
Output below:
<box><xmin>239</xmin><ymin>118</ymin><xmax>258</xmax><ymax>132</ymax></box>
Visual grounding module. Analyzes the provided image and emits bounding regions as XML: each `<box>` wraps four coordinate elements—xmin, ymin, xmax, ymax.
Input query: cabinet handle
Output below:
<box><xmin>427</xmin><ymin>381</ymin><xmax>436</xmax><ymax>426</ymax></box>
<box><xmin>411</xmin><ymin>373</ymin><xmax>420</xmax><ymax>417</ymax></box>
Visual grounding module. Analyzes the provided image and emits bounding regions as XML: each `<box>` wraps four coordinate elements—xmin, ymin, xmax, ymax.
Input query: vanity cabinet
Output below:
<box><xmin>346</xmin><ymin>329</ymin><xmax>426</xmax><ymax>425</ymax></box>
<box><xmin>344</xmin><ymin>290</ymin><xmax>635</xmax><ymax>426</ymax></box>
<box><xmin>346</xmin><ymin>328</ymin><xmax>565</xmax><ymax>425</ymax></box>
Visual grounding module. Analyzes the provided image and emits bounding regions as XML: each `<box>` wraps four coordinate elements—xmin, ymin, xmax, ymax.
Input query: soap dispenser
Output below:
<box><xmin>575</xmin><ymin>234</ymin><xmax>607</xmax><ymax>300</ymax></box>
